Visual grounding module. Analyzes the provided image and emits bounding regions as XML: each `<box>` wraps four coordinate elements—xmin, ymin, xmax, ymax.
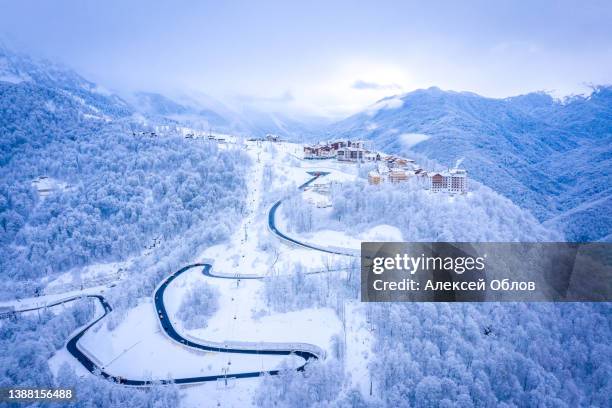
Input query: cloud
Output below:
<box><xmin>400</xmin><ymin>133</ymin><xmax>430</xmax><ymax>148</ymax></box>
<box><xmin>352</xmin><ymin>79</ymin><xmax>401</xmax><ymax>91</ymax></box>
<box><xmin>237</xmin><ymin>90</ymin><xmax>294</xmax><ymax>103</ymax></box>
<box><xmin>366</xmin><ymin>96</ymin><xmax>404</xmax><ymax>116</ymax></box>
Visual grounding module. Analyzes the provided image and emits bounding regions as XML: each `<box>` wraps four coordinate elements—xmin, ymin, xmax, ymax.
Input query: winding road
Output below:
<box><xmin>268</xmin><ymin>172</ymin><xmax>357</xmax><ymax>257</ymax></box>
<box><xmin>12</xmin><ymin>169</ymin><xmax>356</xmax><ymax>386</ymax></box>
<box><xmin>18</xmin><ymin>263</ymin><xmax>320</xmax><ymax>386</ymax></box>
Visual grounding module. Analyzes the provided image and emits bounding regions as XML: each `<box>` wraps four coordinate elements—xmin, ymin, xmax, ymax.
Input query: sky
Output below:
<box><xmin>1</xmin><ymin>0</ymin><xmax>611</xmax><ymax>119</ymax></box>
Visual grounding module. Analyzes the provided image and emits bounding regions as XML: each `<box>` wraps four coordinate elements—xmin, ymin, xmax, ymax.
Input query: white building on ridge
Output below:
<box><xmin>428</xmin><ymin>168</ymin><xmax>468</xmax><ymax>194</ymax></box>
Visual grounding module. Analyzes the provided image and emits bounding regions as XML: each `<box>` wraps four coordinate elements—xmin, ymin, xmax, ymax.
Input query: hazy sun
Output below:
<box><xmin>292</xmin><ymin>59</ymin><xmax>413</xmax><ymax>118</ymax></box>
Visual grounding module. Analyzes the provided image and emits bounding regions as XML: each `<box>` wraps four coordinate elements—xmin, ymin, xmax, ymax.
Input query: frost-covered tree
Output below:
<box><xmin>368</xmin><ymin>302</ymin><xmax>611</xmax><ymax>407</ymax></box>
<box><xmin>0</xmin><ymin>299</ymin><xmax>94</xmax><ymax>388</ymax></box>
<box><xmin>0</xmin><ymin>107</ymin><xmax>249</xmax><ymax>298</ymax></box>
<box><xmin>176</xmin><ymin>281</ymin><xmax>220</xmax><ymax>330</ymax></box>
<box><xmin>254</xmin><ymin>360</ymin><xmax>345</xmax><ymax>408</ymax></box>
<box><xmin>283</xmin><ymin>179</ymin><xmax>561</xmax><ymax>242</ymax></box>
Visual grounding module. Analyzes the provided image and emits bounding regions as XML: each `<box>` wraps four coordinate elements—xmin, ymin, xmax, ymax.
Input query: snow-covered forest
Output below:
<box><xmin>283</xmin><ymin>178</ymin><xmax>561</xmax><ymax>242</ymax></box>
<box><xmin>269</xmin><ymin>177</ymin><xmax>610</xmax><ymax>407</ymax></box>
<box><xmin>367</xmin><ymin>302</ymin><xmax>611</xmax><ymax>407</ymax></box>
<box><xmin>0</xmin><ymin>80</ymin><xmax>249</xmax><ymax>298</ymax></box>
<box><xmin>0</xmin><ymin>300</ymin><xmax>181</xmax><ymax>407</ymax></box>
<box><xmin>177</xmin><ymin>281</ymin><xmax>220</xmax><ymax>329</ymax></box>
<box><xmin>258</xmin><ymin>258</ymin><xmax>611</xmax><ymax>406</ymax></box>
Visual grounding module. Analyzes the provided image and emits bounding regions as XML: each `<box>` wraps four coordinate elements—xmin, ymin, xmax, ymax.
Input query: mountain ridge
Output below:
<box><xmin>0</xmin><ymin>46</ymin><xmax>325</xmax><ymax>140</ymax></box>
<box><xmin>2</xmin><ymin>45</ymin><xmax>609</xmax><ymax>241</ymax></box>
<box><xmin>327</xmin><ymin>86</ymin><xmax>612</xmax><ymax>241</ymax></box>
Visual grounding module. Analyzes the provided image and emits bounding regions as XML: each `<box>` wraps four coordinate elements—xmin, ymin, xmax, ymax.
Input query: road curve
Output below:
<box><xmin>153</xmin><ymin>264</ymin><xmax>321</xmax><ymax>367</ymax></box>
<box><xmin>15</xmin><ymin>263</ymin><xmax>321</xmax><ymax>386</ymax></box>
<box><xmin>268</xmin><ymin>172</ymin><xmax>357</xmax><ymax>257</ymax></box>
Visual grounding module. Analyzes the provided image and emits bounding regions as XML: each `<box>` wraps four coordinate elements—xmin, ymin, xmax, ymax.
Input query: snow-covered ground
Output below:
<box><xmin>274</xmin><ymin>222</ymin><xmax>403</xmax><ymax>251</ymax></box>
<box><xmin>72</xmin><ymin>299</ymin><xmax>301</xmax><ymax>380</ymax></box>
<box><xmin>42</xmin><ymin>259</ymin><xmax>129</xmax><ymax>295</ymax></box>
<box><xmin>42</xmin><ymin>140</ymin><xmax>384</xmax><ymax>406</ymax></box>
<box><xmin>275</xmin><ymin>199</ymin><xmax>403</xmax><ymax>251</ymax></box>
<box><xmin>0</xmin><ymin>284</ymin><xmax>110</xmax><ymax>312</ymax></box>
<box><xmin>345</xmin><ymin>302</ymin><xmax>374</xmax><ymax>396</ymax></box>
<box><xmin>164</xmin><ymin>265</ymin><xmax>341</xmax><ymax>351</ymax></box>
<box><xmin>308</xmin><ymin>224</ymin><xmax>403</xmax><ymax>249</ymax></box>
<box><xmin>169</xmin><ymin>141</ymin><xmax>363</xmax><ymax>402</ymax></box>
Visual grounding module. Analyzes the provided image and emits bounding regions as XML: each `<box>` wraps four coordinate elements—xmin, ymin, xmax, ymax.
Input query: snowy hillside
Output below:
<box><xmin>283</xmin><ymin>180</ymin><xmax>561</xmax><ymax>243</ymax></box>
<box><xmin>327</xmin><ymin>86</ymin><xmax>612</xmax><ymax>241</ymax></box>
<box><xmin>0</xmin><ymin>45</ymin><xmax>324</xmax><ymax>142</ymax></box>
<box><xmin>129</xmin><ymin>91</ymin><xmax>235</xmax><ymax>131</ymax></box>
<box><xmin>0</xmin><ymin>46</ymin><xmax>131</xmax><ymax>119</ymax></box>
<box><xmin>2</xmin><ymin>130</ymin><xmax>609</xmax><ymax>407</ymax></box>
<box><xmin>0</xmin><ymin>48</ymin><xmax>250</xmax><ymax>299</ymax></box>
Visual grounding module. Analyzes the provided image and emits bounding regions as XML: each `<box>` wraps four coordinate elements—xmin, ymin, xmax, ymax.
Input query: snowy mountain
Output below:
<box><xmin>0</xmin><ymin>46</ymin><xmax>323</xmax><ymax>143</ymax></box>
<box><xmin>127</xmin><ymin>90</ymin><xmax>327</xmax><ymax>140</ymax></box>
<box><xmin>0</xmin><ymin>46</ymin><xmax>132</xmax><ymax>119</ymax></box>
<box><xmin>0</xmin><ymin>47</ymin><xmax>250</xmax><ymax>289</ymax></box>
<box><xmin>327</xmin><ymin>86</ymin><xmax>612</xmax><ymax>241</ymax></box>
<box><xmin>236</xmin><ymin>107</ymin><xmax>330</xmax><ymax>140</ymax></box>
<box><xmin>129</xmin><ymin>91</ymin><xmax>234</xmax><ymax>130</ymax></box>
<box><xmin>0</xmin><ymin>48</ymin><xmax>138</xmax><ymax>164</ymax></box>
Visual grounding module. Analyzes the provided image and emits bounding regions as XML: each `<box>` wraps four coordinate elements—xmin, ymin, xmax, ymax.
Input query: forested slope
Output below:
<box><xmin>327</xmin><ymin>86</ymin><xmax>612</xmax><ymax>241</ymax></box>
<box><xmin>0</xmin><ymin>54</ymin><xmax>249</xmax><ymax>298</ymax></box>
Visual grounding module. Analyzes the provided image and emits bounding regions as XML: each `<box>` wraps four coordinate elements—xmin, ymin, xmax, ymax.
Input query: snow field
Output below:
<box><xmin>75</xmin><ymin>300</ymin><xmax>301</xmax><ymax>380</ymax></box>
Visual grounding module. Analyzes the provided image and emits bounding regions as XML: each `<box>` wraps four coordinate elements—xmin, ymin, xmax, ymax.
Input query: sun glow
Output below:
<box><xmin>287</xmin><ymin>59</ymin><xmax>415</xmax><ymax>118</ymax></box>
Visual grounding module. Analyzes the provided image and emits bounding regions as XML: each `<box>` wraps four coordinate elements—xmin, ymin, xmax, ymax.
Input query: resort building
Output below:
<box><xmin>304</xmin><ymin>144</ymin><xmax>335</xmax><ymax>159</ymax></box>
<box><xmin>428</xmin><ymin>168</ymin><xmax>468</xmax><ymax>194</ymax></box>
<box><xmin>337</xmin><ymin>146</ymin><xmax>365</xmax><ymax>162</ymax></box>
<box><xmin>368</xmin><ymin>171</ymin><xmax>382</xmax><ymax>185</ymax></box>
<box><xmin>368</xmin><ymin>165</ymin><xmax>411</xmax><ymax>185</ymax></box>
<box><xmin>388</xmin><ymin>169</ymin><xmax>410</xmax><ymax>183</ymax></box>
<box><xmin>383</xmin><ymin>155</ymin><xmax>415</xmax><ymax>169</ymax></box>
<box><xmin>304</xmin><ymin>139</ymin><xmax>369</xmax><ymax>160</ymax></box>
<box><xmin>330</xmin><ymin>139</ymin><xmax>365</xmax><ymax>150</ymax></box>
<box><xmin>365</xmin><ymin>151</ymin><xmax>381</xmax><ymax>162</ymax></box>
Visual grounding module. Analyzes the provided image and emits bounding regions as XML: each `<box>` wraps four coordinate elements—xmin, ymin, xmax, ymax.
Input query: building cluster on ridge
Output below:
<box><xmin>303</xmin><ymin>139</ymin><xmax>468</xmax><ymax>194</ymax></box>
<box><xmin>368</xmin><ymin>161</ymin><xmax>468</xmax><ymax>194</ymax></box>
<box><xmin>303</xmin><ymin>139</ymin><xmax>378</xmax><ymax>161</ymax></box>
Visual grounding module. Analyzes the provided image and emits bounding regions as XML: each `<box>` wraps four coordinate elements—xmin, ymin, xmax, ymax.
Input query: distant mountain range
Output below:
<box><xmin>0</xmin><ymin>46</ymin><xmax>133</xmax><ymax>119</ymax></box>
<box><xmin>326</xmin><ymin>86</ymin><xmax>612</xmax><ymax>241</ymax></box>
<box><xmin>0</xmin><ymin>46</ymin><xmax>325</xmax><ymax>140</ymax></box>
<box><xmin>2</xmin><ymin>46</ymin><xmax>609</xmax><ymax>241</ymax></box>
<box><xmin>128</xmin><ymin>91</ymin><xmax>329</xmax><ymax>139</ymax></box>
